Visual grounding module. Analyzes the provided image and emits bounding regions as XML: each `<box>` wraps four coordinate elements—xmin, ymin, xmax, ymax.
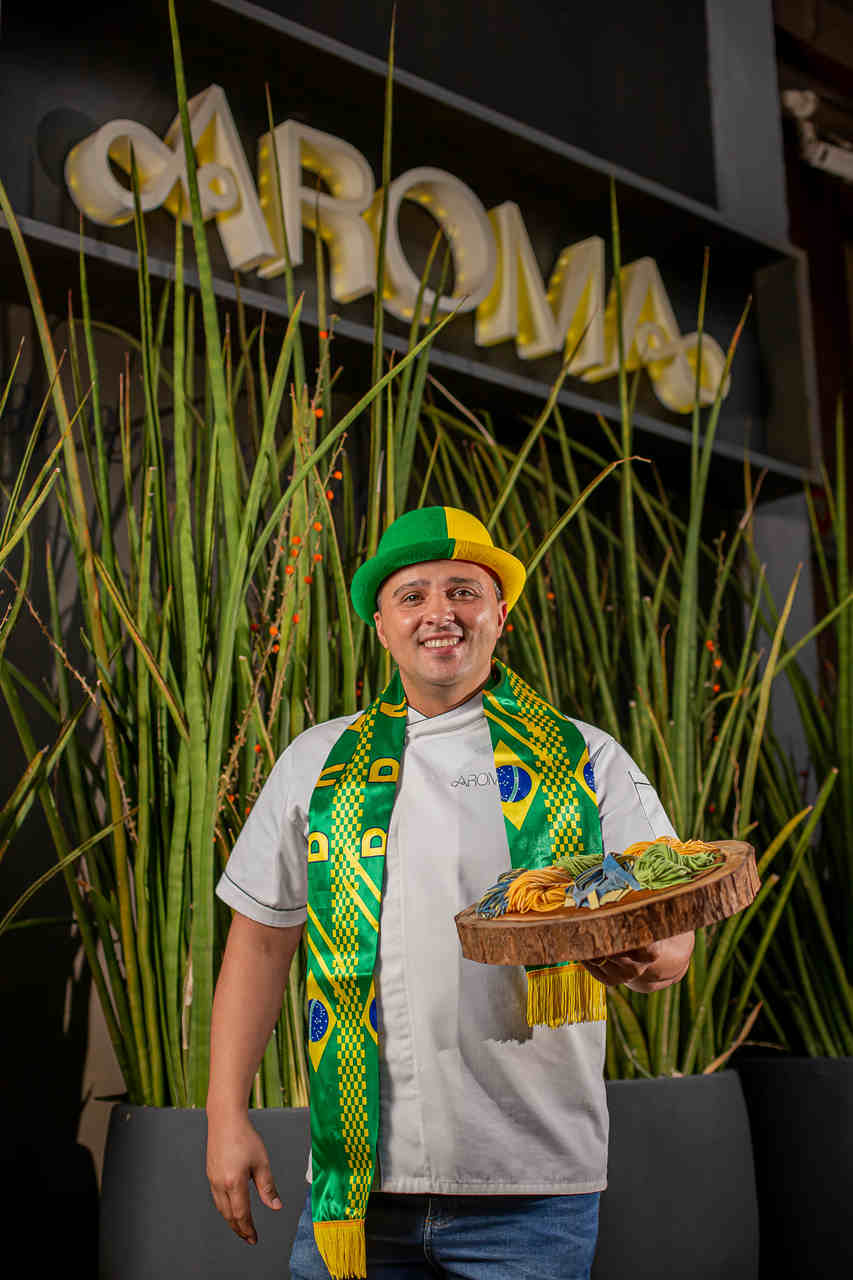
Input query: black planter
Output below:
<box><xmin>99</xmin><ymin>1105</ymin><xmax>311</xmax><ymax>1279</ymax></box>
<box><xmin>592</xmin><ymin>1071</ymin><xmax>759</xmax><ymax>1279</ymax></box>
<box><xmin>736</xmin><ymin>1056</ymin><xmax>853</xmax><ymax>1277</ymax></box>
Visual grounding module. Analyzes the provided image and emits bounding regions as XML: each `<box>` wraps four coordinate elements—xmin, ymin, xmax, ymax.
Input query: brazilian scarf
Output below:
<box><xmin>304</xmin><ymin>658</ymin><xmax>604</xmax><ymax>1279</ymax></box>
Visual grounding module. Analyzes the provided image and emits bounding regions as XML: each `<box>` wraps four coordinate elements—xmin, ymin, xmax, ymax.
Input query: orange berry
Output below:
<box><xmin>546</xmin><ymin>591</ymin><xmax>555</xmax><ymax>601</ymax></box>
<box><xmin>313</xmin><ymin>553</ymin><xmax>323</xmax><ymax>562</ymax></box>
<box><xmin>272</xmin><ymin>643</ymin><xmax>280</xmax><ymax>653</ymax></box>
<box><xmin>713</xmin><ymin>683</ymin><xmax>720</xmax><ymax>693</ymax></box>
<box><xmin>293</xmin><ymin>612</ymin><xmax>301</xmax><ymax>623</ymax></box>
<box><xmin>269</xmin><ymin>625</ymin><xmax>279</xmax><ymax>637</ymax></box>
<box><xmin>291</xmin><ymin>535</ymin><xmax>302</xmax><ymax>545</ymax></box>
<box><xmin>313</xmin><ymin>521</ymin><xmax>323</xmax><ymax>531</ymax></box>
<box><xmin>319</xmin><ymin>329</ymin><xmax>328</xmax><ymax>339</ymax></box>
<box><xmin>304</xmin><ymin>575</ymin><xmax>313</xmax><ymax>584</ymax></box>
<box><xmin>285</xmin><ymin>564</ymin><xmax>295</xmax><ymax>575</ymax></box>
<box><xmin>245</xmin><ymin>805</ymin><xmax>251</xmax><ymax>815</ymax></box>
<box><xmin>227</xmin><ymin>793</ymin><xmax>235</xmax><ymax>803</ymax></box>
<box><xmin>314</xmin><ymin>408</ymin><xmax>324</xmax><ymax>419</ymax></box>
<box><xmin>705</xmin><ymin>639</ymin><xmax>714</xmax><ymax>651</ymax></box>
<box><xmin>254</xmin><ymin>744</ymin><xmax>262</xmax><ymax>754</ymax></box>
<box><xmin>506</xmin><ymin>623</ymin><xmax>514</xmax><ymax>632</ymax></box>
<box><xmin>713</xmin><ymin>657</ymin><xmax>722</xmax><ymax>669</ymax></box>
<box><xmin>333</xmin><ymin>469</ymin><xmax>343</xmax><ymax>479</ymax></box>
<box><xmin>326</xmin><ymin>489</ymin><xmax>334</xmax><ymax>500</ymax></box>
<box><xmin>290</xmin><ymin>547</ymin><xmax>299</xmax><ymax>557</ymax></box>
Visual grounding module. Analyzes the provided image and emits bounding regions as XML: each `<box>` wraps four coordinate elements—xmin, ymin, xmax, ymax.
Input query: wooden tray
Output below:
<box><xmin>455</xmin><ymin>841</ymin><xmax>759</xmax><ymax>965</ymax></box>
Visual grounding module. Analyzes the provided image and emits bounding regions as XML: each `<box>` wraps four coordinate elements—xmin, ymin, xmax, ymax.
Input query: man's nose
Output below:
<box><xmin>422</xmin><ymin>592</ymin><xmax>455</xmax><ymax>622</ymax></box>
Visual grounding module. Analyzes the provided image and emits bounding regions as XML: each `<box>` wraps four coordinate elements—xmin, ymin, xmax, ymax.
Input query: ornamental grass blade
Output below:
<box><xmin>0</xmin><ymin>814</ymin><xmax>132</xmax><ymax>938</ymax></box>
<box><xmin>737</xmin><ymin>565</ymin><xmax>802</xmax><ymax>839</ymax></box>
<box><xmin>724</xmin><ymin>768</ymin><xmax>839</xmax><ymax>1049</ymax></box>
<box><xmin>94</xmin><ymin>553</ymin><xmax>189</xmax><ymax>742</ymax></box>
<box><xmin>607</xmin><ymin>987</ymin><xmax>653</xmax><ymax>1078</ymax></box>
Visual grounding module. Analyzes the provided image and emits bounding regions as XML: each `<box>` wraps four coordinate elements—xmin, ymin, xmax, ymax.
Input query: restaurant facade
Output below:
<box><xmin>0</xmin><ymin>0</ymin><xmax>828</xmax><ymax>1247</ymax></box>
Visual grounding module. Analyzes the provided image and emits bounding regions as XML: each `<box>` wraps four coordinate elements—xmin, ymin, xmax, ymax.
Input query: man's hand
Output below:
<box><xmin>581</xmin><ymin>929</ymin><xmax>694</xmax><ymax>992</ymax></box>
<box><xmin>205</xmin><ymin>914</ymin><xmax>303</xmax><ymax>1243</ymax></box>
<box><xmin>206</xmin><ymin>1112</ymin><xmax>282</xmax><ymax>1245</ymax></box>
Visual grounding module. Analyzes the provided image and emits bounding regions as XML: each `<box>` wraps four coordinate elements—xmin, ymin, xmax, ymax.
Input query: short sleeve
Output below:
<box><xmin>215</xmin><ymin>746</ymin><xmax>308</xmax><ymax>927</ymax></box>
<box><xmin>584</xmin><ymin>731</ymin><xmax>678</xmax><ymax>853</ymax></box>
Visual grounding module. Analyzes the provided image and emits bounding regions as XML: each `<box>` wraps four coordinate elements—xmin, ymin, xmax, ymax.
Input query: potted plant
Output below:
<box><xmin>731</xmin><ymin>412</ymin><xmax>853</xmax><ymax>1276</ymax></box>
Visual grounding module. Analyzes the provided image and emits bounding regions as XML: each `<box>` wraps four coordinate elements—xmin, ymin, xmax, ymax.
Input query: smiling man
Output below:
<box><xmin>207</xmin><ymin>506</ymin><xmax>693</xmax><ymax>1280</ymax></box>
<box><xmin>373</xmin><ymin>561</ymin><xmax>505</xmax><ymax>714</ymax></box>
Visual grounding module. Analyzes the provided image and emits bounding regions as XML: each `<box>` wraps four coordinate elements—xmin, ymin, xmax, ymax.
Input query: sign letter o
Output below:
<box><xmin>375</xmin><ymin>167</ymin><xmax>497</xmax><ymax>321</ymax></box>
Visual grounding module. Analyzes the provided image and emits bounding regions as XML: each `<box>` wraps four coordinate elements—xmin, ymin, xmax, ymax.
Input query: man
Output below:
<box><xmin>207</xmin><ymin>506</ymin><xmax>694</xmax><ymax>1279</ymax></box>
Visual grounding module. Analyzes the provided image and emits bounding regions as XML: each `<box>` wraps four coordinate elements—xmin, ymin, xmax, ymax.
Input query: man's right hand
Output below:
<box><xmin>203</xmin><ymin>916</ymin><xmax>302</xmax><ymax>1244</ymax></box>
<box><xmin>206</xmin><ymin>1112</ymin><xmax>283</xmax><ymax>1245</ymax></box>
<box><xmin>205</xmin><ymin>914</ymin><xmax>303</xmax><ymax>1244</ymax></box>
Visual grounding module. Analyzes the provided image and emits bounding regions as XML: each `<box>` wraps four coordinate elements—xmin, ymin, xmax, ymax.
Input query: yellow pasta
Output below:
<box><xmin>620</xmin><ymin>835</ymin><xmax>717</xmax><ymax>861</ymax></box>
<box><xmin>506</xmin><ymin>866</ymin><xmax>572</xmax><ymax>914</ymax></box>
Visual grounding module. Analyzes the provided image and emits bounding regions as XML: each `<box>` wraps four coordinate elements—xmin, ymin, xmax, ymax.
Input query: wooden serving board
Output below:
<box><xmin>455</xmin><ymin>841</ymin><xmax>758</xmax><ymax>966</ymax></box>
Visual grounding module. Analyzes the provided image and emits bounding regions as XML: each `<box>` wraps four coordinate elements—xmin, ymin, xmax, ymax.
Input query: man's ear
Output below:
<box><xmin>374</xmin><ymin>610</ymin><xmax>389</xmax><ymax>649</ymax></box>
<box><xmin>495</xmin><ymin>600</ymin><xmax>509</xmax><ymax>637</ymax></box>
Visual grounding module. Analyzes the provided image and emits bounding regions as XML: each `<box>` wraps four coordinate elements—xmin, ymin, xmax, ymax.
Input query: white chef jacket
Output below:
<box><xmin>216</xmin><ymin>689</ymin><xmax>676</xmax><ymax>1194</ymax></box>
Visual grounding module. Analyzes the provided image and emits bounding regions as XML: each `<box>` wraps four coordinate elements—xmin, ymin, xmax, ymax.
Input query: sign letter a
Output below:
<box><xmin>65</xmin><ymin>85</ymin><xmax>275</xmax><ymax>273</ymax></box>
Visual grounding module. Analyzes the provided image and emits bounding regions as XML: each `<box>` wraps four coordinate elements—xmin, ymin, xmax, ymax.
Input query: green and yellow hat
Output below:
<box><xmin>351</xmin><ymin>506</ymin><xmax>526</xmax><ymax>626</ymax></box>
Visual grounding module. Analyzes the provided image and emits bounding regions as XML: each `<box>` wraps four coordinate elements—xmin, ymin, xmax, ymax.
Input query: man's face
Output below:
<box><xmin>373</xmin><ymin>560</ymin><xmax>508</xmax><ymax>712</ymax></box>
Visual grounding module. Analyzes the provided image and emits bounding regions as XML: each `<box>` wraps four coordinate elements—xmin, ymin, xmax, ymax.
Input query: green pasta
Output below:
<box><xmin>630</xmin><ymin>842</ymin><xmax>720</xmax><ymax>889</ymax></box>
<box><xmin>552</xmin><ymin>852</ymin><xmax>608</xmax><ymax>879</ymax></box>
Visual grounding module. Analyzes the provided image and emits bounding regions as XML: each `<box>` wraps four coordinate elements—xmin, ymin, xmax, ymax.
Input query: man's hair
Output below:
<box><xmin>376</xmin><ymin>573</ymin><xmax>503</xmax><ymax>612</ymax></box>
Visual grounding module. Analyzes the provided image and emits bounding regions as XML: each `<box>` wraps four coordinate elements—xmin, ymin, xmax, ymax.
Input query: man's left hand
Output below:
<box><xmin>581</xmin><ymin>930</ymin><xmax>694</xmax><ymax>992</ymax></box>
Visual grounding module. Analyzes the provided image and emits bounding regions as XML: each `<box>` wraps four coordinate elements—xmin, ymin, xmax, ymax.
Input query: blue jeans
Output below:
<box><xmin>289</xmin><ymin>1188</ymin><xmax>600</xmax><ymax>1279</ymax></box>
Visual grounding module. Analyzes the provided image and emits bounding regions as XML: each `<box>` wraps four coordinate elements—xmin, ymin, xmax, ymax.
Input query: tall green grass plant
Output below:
<box><xmin>1</xmin><ymin>3</ymin><xmax>841</xmax><ymax>1103</ymax></box>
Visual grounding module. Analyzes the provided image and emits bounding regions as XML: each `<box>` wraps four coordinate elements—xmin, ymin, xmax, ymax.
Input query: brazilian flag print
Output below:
<box><xmin>483</xmin><ymin>664</ymin><xmax>602</xmax><ymax>865</ymax></box>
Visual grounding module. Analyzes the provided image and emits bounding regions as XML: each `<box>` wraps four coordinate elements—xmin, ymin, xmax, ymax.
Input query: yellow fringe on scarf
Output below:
<box><xmin>526</xmin><ymin>964</ymin><xmax>607</xmax><ymax>1028</ymax></box>
<box><xmin>313</xmin><ymin>1220</ymin><xmax>366</xmax><ymax>1279</ymax></box>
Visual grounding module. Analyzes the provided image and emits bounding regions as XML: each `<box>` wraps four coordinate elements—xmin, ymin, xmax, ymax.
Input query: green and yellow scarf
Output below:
<box><xmin>304</xmin><ymin>658</ymin><xmax>604</xmax><ymax>1278</ymax></box>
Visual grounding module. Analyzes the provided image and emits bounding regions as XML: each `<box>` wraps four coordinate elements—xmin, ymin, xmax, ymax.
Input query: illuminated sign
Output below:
<box><xmin>65</xmin><ymin>85</ymin><xmax>728</xmax><ymax>413</ymax></box>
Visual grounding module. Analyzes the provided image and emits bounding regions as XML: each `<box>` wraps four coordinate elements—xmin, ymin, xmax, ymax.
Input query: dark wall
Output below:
<box><xmin>0</xmin><ymin>2</ymin><xmax>812</xmax><ymax>479</ymax></box>
<box><xmin>254</xmin><ymin>0</ymin><xmax>718</xmax><ymax>207</ymax></box>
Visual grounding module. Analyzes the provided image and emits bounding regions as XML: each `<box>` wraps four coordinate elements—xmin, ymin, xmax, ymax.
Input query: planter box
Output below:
<box><xmin>592</xmin><ymin>1072</ymin><xmax>759</xmax><ymax>1279</ymax></box>
<box><xmin>99</xmin><ymin>1105</ymin><xmax>310</xmax><ymax>1279</ymax></box>
<box><xmin>736</xmin><ymin>1056</ymin><xmax>853</xmax><ymax>1276</ymax></box>
<box><xmin>101</xmin><ymin>1077</ymin><xmax>762</xmax><ymax>1278</ymax></box>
